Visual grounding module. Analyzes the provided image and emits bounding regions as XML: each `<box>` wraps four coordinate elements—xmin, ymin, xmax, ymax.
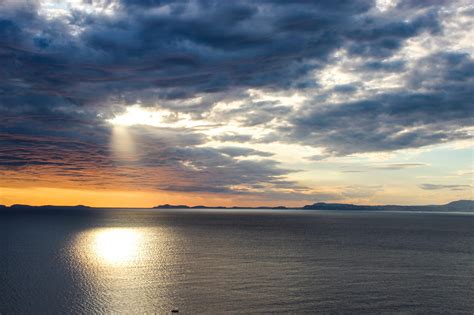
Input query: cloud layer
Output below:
<box><xmin>0</xmin><ymin>0</ymin><xmax>472</xmax><ymax>203</ymax></box>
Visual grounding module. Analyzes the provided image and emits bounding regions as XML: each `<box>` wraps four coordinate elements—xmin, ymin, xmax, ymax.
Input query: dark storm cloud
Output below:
<box><xmin>345</xmin><ymin>8</ymin><xmax>441</xmax><ymax>58</ymax></box>
<box><xmin>396</xmin><ymin>0</ymin><xmax>449</xmax><ymax>9</ymax></box>
<box><xmin>360</xmin><ymin>60</ymin><xmax>406</xmax><ymax>72</ymax></box>
<box><xmin>332</xmin><ymin>84</ymin><xmax>359</xmax><ymax>94</ymax></box>
<box><xmin>0</xmin><ymin>0</ymin><xmax>444</xmax><ymax>109</ymax></box>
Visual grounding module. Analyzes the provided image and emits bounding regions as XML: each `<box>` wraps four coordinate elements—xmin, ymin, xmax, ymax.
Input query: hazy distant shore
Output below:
<box><xmin>1</xmin><ymin>200</ymin><xmax>472</xmax><ymax>212</ymax></box>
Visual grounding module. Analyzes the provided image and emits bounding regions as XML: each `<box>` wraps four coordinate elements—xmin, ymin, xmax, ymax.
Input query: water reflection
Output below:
<box><xmin>93</xmin><ymin>228</ymin><xmax>142</xmax><ymax>266</ymax></box>
<box><xmin>70</xmin><ymin>226</ymin><xmax>179</xmax><ymax>313</ymax></box>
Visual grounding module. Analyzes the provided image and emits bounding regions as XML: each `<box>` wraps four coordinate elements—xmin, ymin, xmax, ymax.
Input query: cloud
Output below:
<box><xmin>282</xmin><ymin>52</ymin><xmax>473</xmax><ymax>155</ymax></box>
<box><xmin>218</xmin><ymin>146</ymin><xmax>273</xmax><ymax>157</ymax></box>
<box><xmin>0</xmin><ymin>112</ymin><xmax>301</xmax><ymax>197</ymax></box>
<box><xmin>341</xmin><ymin>185</ymin><xmax>383</xmax><ymax>199</ymax></box>
<box><xmin>360</xmin><ymin>60</ymin><xmax>406</xmax><ymax>72</ymax></box>
<box><xmin>345</xmin><ymin>7</ymin><xmax>441</xmax><ymax>58</ymax></box>
<box><xmin>212</xmin><ymin>133</ymin><xmax>253</xmax><ymax>143</ymax></box>
<box><xmin>372</xmin><ymin>163</ymin><xmax>426</xmax><ymax>170</ymax></box>
<box><xmin>0</xmin><ymin>0</ymin><xmax>446</xmax><ymax>110</ymax></box>
<box><xmin>340</xmin><ymin>163</ymin><xmax>427</xmax><ymax>173</ymax></box>
<box><xmin>0</xmin><ymin>0</ymin><xmax>472</xmax><ymax>201</ymax></box>
<box><xmin>419</xmin><ymin>184</ymin><xmax>472</xmax><ymax>191</ymax></box>
<box><xmin>306</xmin><ymin>153</ymin><xmax>332</xmax><ymax>161</ymax></box>
<box><xmin>332</xmin><ymin>84</ymin><xmax>359</xmax><ymax>94</ymax></box>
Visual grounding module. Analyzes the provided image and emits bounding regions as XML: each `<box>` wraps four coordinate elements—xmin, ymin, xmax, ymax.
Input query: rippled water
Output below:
<box><xmin>1</xmin><ymin>209</ymin><xmax>473</xmax><ymax>313</ymax></box>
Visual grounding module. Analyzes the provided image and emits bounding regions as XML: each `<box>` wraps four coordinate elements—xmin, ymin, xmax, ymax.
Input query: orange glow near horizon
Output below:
<box><xmin>0</xmin><ymin>186</ymin><xmax>308</xmax><ymax>208</ymax></box>
<box><xmin>1</xmin><ymin>185</ymin><xmax>468</xmax><ymax>208</ymax></box>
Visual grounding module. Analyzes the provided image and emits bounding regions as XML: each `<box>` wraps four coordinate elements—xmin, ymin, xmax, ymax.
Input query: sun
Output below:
<box><xmin>107</xmin><ymin>106</ymin><xmax>163</xmax><ymax>127</ymax></box>
<box><xmin>107</xmin><ymin>105</ymin><xmax>208</xmax><ymax>128</ymax></box>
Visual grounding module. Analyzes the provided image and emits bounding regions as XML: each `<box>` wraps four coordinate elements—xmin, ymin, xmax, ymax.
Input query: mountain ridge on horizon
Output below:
<box><xmin>1</xmin><ymin>200</ymin><xmax>473</xmax><ymax>212</ymax></box>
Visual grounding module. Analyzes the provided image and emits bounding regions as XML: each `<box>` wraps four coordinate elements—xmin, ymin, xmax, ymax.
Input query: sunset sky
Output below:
<box><xmin>0</xmin><ymin>0</ymin><xmax>473</xmax><ymax>207</ymax></box>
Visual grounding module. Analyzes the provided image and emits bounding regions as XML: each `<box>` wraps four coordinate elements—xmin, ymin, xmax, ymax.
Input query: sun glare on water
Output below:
<box><xmin>92</xmin><ymin>229</ymin><xmax>143</xmax><ymax>265</ymax></box>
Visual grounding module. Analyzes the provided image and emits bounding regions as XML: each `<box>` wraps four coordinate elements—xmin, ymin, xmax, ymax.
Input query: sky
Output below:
<box><xmin>0</xmin><ymin>0</ymin><xmax>473</xmax><ymax>207</ymax></box>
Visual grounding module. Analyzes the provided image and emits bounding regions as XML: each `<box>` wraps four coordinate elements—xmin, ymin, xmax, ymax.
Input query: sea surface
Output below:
<box><xmin>1</xmin><ymin>208</ymin><xmax>473</xmax><ymax>314</ymax></box>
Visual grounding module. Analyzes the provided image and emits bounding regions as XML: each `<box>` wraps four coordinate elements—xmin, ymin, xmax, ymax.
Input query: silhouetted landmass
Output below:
<box><xmin>153</xmin><ymin>204</ymin><xmax>288</xmax><ymax>210</ymax></box>
<box><xmin>154</xmin><ymin>200</ymin><xmax>473</xmax><ymax>212</ymax></box>
<box><xmin>445</xmin><ymin>200</ymin><xmax>474</xmax><ymax>210</ymax></box>
<box><xmin>0</xmin><ymin>205</ymin><xmax>94</xmax><ymax>215</ymax></box>
<box><xmin>192</xmin><ymin>205</ymin><xmax>227</xmax><ymax>209</ymax></box>
<box><xmin>9</xmin><ymin>204</ymin><xmax>90</xmax><ymax>210</ymax></box>
<box><xmin>153</xmin><ymin>204</ymin><xmax>190</xmax><ymax>209</ymax></box>
<box><xmin>302</xmin><ymin>200</ymin><xmax>474</xmax><ymax>212</ymax></box>
<box><xmin>1</xmin><ymin>200</ymin><xmax>472</xmax><ymax>212</ymax></box>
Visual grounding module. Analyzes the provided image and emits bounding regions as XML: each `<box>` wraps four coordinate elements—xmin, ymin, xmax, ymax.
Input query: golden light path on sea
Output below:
<box><xmin>92</xmin><ymin>228</ymin><xmax>143</xmax><ymax>266</ymax></box>
<box><xmin>70</xmin><ymin>226</ymin><xmax>178</xmax><ymax>312</ymax></box>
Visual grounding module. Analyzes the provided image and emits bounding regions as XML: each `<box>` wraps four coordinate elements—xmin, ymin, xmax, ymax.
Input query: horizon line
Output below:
<box><xmin>2</xmin><ymin>199</ymin><xmax>472</xmax><ymax>209</ymax></box>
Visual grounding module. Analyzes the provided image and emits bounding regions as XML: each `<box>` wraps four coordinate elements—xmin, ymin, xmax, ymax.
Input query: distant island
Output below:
<box><xmin>153</xmin><ymin>204</ymin><xmax>287</xmax><ymax>210</ymax></box>
<box><xmin>0</xmin><ymin>200</ymin><xmax>472</xmax><ymax>212</ymax></box>
<box><xmin>154</xmin><ymin>200</ymin><xmax>473</xmax><ymax>212</ymax></box>
<box><xmin>302</xmin><ymin>200</ymin><xmax>474</xmax><ymax>212</ymax></box>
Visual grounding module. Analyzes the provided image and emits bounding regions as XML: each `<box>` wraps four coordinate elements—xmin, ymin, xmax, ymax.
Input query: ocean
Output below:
<box><xmin>1</xmin><ymin>208</ymin><xmax>473</xmax><ymax>313</ymax></box>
